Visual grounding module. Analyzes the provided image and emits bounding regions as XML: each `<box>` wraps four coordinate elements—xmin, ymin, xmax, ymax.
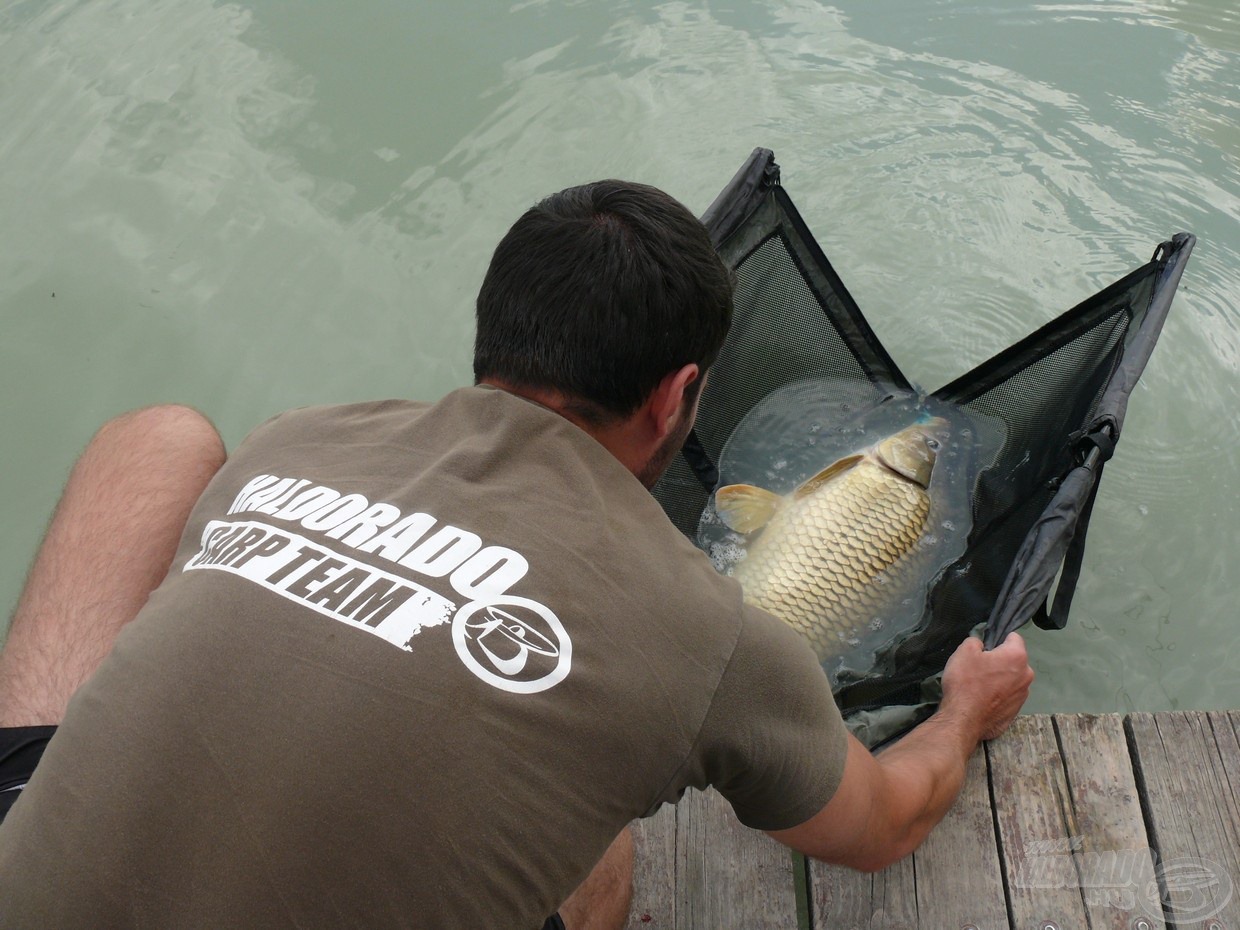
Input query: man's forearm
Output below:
<box><xmin>868</xmin><ymin>706</ymin><xmax>982</xmax><ymax>864</ymax></box>
<box><xmin>767</xmin><ymin>635</ymin><xmax>1031</xmax><ymax>872</ymax></box>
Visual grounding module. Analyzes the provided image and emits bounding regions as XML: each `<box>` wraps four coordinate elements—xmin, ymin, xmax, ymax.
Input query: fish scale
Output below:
<box><xmin>726</xmin><ymin>452</ymin><xmax>933</xmax><ymax>661</ymax></box>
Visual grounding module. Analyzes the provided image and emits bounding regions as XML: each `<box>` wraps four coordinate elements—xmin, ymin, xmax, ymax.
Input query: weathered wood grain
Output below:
<box><xmin>625</xmin><ymin>804</ymin><xmax>678</xmax><ymax>930</ymax></box>
<box><xmin>807</xmin><ymin>859</ymin><xmax>875</xmax><ymax>930</ymax></box>
<box><xmin>675</xmin><ymin>787</ymin><xmax>799</xmax><ymax>929</ymax></box>
<box><xmin>808</xmin><ymin>728</ymin><xmax>1005</xmax><ymax>928</ymax></box>
<box><xmin>808</xmin><ymin>854</ymin><xmax>923</xmax><ymax>929</ymax></box>
<box><xmin>1051</xmin><ymin>714</ymin><xmax>1161</xmax><ymax>929</ymax></box>
<box><xmin>867</xmin><ymin>856</ymin><xmax>918</xmax><ymax>930</ymax></box>
<box><xmin>914</xmin><ymin>743</ymin><xmax>1009</xmax><ymax>929</ymax></box>
<box><xmin>813</xmin><ymin>853</ymin><xmax>922</xmax><ymax>930</ymax></box>
<box><xmin>1128</xmin><ymin>711</ymin><xmax>1240</xmax><ymax>929</ymax></box>
<box><xmin>629</xmin><ymin>712</ymin><xmax>1240</xmax><ymax>930</ymax></box>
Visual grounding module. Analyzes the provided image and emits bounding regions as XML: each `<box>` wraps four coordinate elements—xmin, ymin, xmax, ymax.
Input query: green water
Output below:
<box><xmin>1</xmin><ymin>0</ymin><xmax>1236</xmax><ymax>713</ymax></box>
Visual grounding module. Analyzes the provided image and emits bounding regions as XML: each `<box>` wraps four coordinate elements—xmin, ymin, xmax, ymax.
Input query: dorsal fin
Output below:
<box><xmin>793</xmin><ymin>455</ymin><xmax>864</xmax><ymax>499</ymax></box>
<box><xmin>714</xmin><ymin>484</ymin><xmax>783</xmax><ymax>534</ymax></box>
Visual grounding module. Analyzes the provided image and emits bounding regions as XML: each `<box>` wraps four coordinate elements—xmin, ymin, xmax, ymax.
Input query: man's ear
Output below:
<box><xmin>647</xmin><ymin>364</ymin><xmax>700</xmax><ymax>440</ymax></box>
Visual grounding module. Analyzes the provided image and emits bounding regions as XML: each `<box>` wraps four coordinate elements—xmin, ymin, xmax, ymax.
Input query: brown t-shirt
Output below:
<box><xmin>0</xmin><ymin>386</ymin><xmax>847</xmax><ymax>929</ymax></box>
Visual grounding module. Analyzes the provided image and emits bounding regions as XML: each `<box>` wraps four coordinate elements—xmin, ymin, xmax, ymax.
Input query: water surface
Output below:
<box><xmin>1</xmin><ymin>0</ymin><xmax>1236</xmax><ymax>712</ymax></box>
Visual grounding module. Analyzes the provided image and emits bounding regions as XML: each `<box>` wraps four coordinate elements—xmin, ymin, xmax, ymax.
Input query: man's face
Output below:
<box><xmin>636</xmin><ymin>375</ymin><xmax>704</xmax><ymax>490</ymax></box>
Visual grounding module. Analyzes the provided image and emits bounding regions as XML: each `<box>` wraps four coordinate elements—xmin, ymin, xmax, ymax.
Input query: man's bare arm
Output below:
<box><xmin>766</xmin><ymin>632</ymin><xmax>1034</xmax><ymax>872</ymax></box>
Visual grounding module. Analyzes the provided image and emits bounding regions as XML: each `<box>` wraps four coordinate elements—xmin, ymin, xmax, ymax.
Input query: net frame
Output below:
<box><xmin>653</xmin><ymin>148</ymin><xmax>1195</xmax><ymax>722</ymax></box>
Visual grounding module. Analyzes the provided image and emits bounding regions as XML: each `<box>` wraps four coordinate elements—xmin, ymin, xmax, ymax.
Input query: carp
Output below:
<box><xmin>714</xmin><ymin>418</ymin><xmax>948</xmax><ymax>662</ymax></box>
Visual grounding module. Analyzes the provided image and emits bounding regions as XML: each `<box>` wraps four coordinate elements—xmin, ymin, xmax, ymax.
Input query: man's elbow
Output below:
<box><xmin>805</xmin><ymin>830</ymin><xmax>921</xmax><ymax>874</ymax></box>
<box><xmin>819</xmin><ymin>848</ymin><xmax>906</xmax><ymax>875</ymax></box>
<box><xmin>854</xmin><ymin>839</ymin><xmax>918</xmax><ymax>873</ymax></box>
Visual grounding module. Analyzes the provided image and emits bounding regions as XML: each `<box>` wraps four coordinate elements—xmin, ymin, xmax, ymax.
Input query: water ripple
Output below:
<box><xmin>0</xmin><ymin>0</ymin><xmax>1237</xmax><ymax>712</ymax></box>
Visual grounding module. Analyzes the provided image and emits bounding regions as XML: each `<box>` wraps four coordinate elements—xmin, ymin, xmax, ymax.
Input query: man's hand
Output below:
<box><xmin>940</xmin><ymin>632</ymin><xmax>1035</xmax><ymax>742</ymax></box>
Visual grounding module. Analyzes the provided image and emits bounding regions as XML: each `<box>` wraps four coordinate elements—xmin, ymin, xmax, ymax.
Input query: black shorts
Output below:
<box><xmin>0</xmin><ymin>725</ymin><xmax>56</xmax><ymax>823</ymax></box>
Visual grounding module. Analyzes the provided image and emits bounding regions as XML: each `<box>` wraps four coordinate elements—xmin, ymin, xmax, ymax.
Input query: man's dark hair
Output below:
<box><xmin>474</xmin><ymin>180</ymin><xmax>733</xmax><ymax>424</ymax></box>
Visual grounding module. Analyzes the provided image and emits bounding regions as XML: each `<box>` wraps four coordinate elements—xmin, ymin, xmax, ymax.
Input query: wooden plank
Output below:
<box><xmin>808</xmin><ymin>730</ymin><xmax>1006</xmax><ymax>928</ymax></box>
<box><xmin>675</xmin><ymin>787</ymin><xmax>799</xmax><ymax>929</ymax></box>
<box><xmin>636</xmin><ymin>712</ymin><xmax>1240</xmax><ymax>930</ymax></box>
<box><xmin>808</xmin><ymin>853</ymin><xmax>920</xmax><ymax>929</ymax></box>
<box><xmin>989</xmin><ymin>714</ymin><xmax>1091</xmax><ymax>929</ymax></box>
<box><xmin>807</xmin><ymin>859</ymin><xmax>876</xmax><ymax>929</ymax></box>
<box><xmin>868</xmin><ymin>857</ymin><xmax>918</xmax><ymax>930</ymax></box>
<box><xmin>914</xmin><ymin>740</ymin><xmax>1009</xmax><ymax>929</ymax></box>
<box><xmin>1208</xmin><ymin>711</ymin><xmax>1240</xmax><ymax>816</ymax></box>
<box><xmin>1053</xmin><ymin>714</ymin><xmax>1161</xmax><ymax>929</ymax></box>
<box><xmin>1127</xmin><ymin>711</ymin><xmax>1240</xmax><ymax>929</ymax></box>
<box><xmin>625</xmin><ymin>804</ymin><xmax>677</xmax><ymax>930</ymax></box>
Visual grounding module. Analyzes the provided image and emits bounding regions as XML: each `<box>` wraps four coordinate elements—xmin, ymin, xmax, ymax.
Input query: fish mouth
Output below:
<box><xmin>876</xmin><ymin>417</ymin><xmax>950</xmax><ymax>486</ymax></box>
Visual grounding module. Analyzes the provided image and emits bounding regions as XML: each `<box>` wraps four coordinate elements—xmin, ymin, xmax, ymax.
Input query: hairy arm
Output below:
<box><xmin>767</xmin><ymin>632</ymin><xmax>1034</xmax><ymax>871</ymax></box>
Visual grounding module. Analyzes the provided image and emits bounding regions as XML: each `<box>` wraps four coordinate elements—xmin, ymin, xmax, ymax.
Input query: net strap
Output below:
<box><xmin>1030</xmin><ymin>464</ymin><xmax>1101</xmax><ymax>632</ymax></box>
<box><xmin>1029</xmin><ymin>421</ymin><xmax>1116</xmax><ymax>633</ymax></box>
<box><xmin>984</xmin><ymin>419</ymin><xmax>1117</xmax><ymax>646</ymax></box>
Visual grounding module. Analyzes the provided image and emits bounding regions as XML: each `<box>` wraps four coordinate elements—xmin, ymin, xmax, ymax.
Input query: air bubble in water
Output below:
<box><xmin>708</xmin><ymin>541</ymin><xmax>748</xmax><ymax>574</ymax></box>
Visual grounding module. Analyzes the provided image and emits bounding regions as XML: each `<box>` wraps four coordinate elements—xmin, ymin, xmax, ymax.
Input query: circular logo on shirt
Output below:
<box><xmin>452</xmin><ymin>596</ymin><xmax>571</xmax><ymax>693</ymax></box>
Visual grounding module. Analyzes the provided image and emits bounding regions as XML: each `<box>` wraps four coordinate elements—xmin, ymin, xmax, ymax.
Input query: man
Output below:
<box><xmin>0</xmin><ymin>180</ymin><xmax>1032</xmax><ymax>928</ymax></box>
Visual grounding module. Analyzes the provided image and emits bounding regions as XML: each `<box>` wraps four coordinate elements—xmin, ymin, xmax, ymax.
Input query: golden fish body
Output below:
<box><xmin>715</xmin><ymin>420</ymin><xmax>945</xmax><ymax>662</ymax></box>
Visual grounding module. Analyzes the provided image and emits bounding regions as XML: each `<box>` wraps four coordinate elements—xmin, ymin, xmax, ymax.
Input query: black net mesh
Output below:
<box><xmin>884</xmin><ymin>272</ymin><xmax>1156</xmax><ymax>703</ymax></box>
<box><xmin>653</xmin><ymin>196</ymin><xmax>908</xmax><ymax>536</ymax></box>
<box><xmin>652</xmin><ymin>149</ymin><xmax>1191</xmax><ymax>719</ymax></box>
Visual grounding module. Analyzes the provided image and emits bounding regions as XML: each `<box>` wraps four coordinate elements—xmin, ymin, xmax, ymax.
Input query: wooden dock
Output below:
<box><xmin>623</xmin><ymin>711</ymin><xmax>1240</xmax><ymax>929</ymax></box>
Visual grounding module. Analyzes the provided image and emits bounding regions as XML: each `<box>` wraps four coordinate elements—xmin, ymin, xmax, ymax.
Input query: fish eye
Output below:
<box><xmin>926</xmin><ymin>438</ymin><xmax>941</xmax><ymax>450</ymax></box>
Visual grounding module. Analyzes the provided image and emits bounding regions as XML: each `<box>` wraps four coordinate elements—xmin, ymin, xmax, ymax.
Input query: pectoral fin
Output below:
<box><xmin>794</xmin><ymin>455</ymin><xmax>864</xmax><ymax>499</ymax></box>
<box><xmin>714</xmin><ymin>484</ymin><xmax>783</xmax><ymax>534</ymax></box>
